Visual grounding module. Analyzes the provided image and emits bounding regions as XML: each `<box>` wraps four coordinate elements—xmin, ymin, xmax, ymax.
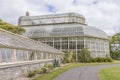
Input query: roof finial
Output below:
<box><xmin>26</xmin><ymin>11</ymin><xmax>30</xmax><ymax>16</ymax></box>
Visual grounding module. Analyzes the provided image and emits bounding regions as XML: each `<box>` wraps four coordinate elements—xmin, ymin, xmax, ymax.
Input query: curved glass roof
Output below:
<box><xmin>24</xmin><ymin>24</ymin><xmax>108</xmax><ymax>39</ymax></box>
<box><xmin>0</xmin><ymin>29</ymin><xmax>63</xmax><ymax>54</ymax></box>
<box><xmin>82</xmin><ymin>25</ymin><xmax>108</xmax><ymax>39</ymax></box>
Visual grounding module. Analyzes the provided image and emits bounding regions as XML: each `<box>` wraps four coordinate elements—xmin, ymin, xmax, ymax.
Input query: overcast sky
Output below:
<box><xmin>0</xmin><ymin>0</ymin><xmax>120</xmax><ymax>35</ymax></box>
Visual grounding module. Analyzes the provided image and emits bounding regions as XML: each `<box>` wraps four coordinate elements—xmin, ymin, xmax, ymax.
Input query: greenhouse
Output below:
<box><xmin>19</xmin><ymin>12</ymin><xmax>110</xmax><ymax>58</ymax></box>
<box><xmin>0</xmin><ymin>29</ymin><xmax>63</xmax><ymax>64</ymax></box>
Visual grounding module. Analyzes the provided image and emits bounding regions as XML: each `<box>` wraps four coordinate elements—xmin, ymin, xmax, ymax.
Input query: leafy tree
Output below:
<box><xmin>0</xmin><ymin>19</ymin><xmax>25</xmax><ymax>34</ymax></box>
<box><xmin>78</xmin><ymin>48</ymin><xmax>92</xmax><ymax>62</ymax></box>
<box><xmin>110</xmin><ymin>32</ymin><xmax>120</xmax><ymax>60</ymax></box>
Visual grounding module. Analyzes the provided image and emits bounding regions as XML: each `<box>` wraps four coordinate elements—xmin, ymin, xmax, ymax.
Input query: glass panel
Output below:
<box><xmin>69</xmin><ymin>38</ymin><xmax>76</xmax><ymax>49</ymax></box>
<box><xmin>43</xmin><ymin>53</ymin><xmax>46</xmax><ymax>59</ymax></box>
<box><xmin>28</xmin><ymin>51</ymin><xmax>35</xmax><ymax>60</ymax></box>
<box><xmin>36</xmin><ymin>51</ymin><xmax>41</xmax><ymax>60</ymax></box>
<box><xmin>77</xmin><ymin>41</ymin><xmax>84</xmax><ymax>49</ymax></box>
<box><xmin>62</xmin><ymin>41</ymin><xmax>68</xmax><ymax>49</ymax></box>
<box><xmin>7</xmin><ymin>49</ymin><xmax>12</xmax><ymax>62</ymax></box>
<box><xmin>54</xmin><ymin>42</ymin><xmax>60</xmax><ymax>49</ymax></box>
<box><xmin>16</xmin><ymin>50</ymin><xmax>25</xmax><ymax>61</ymax></box>
<box><xmin>7</xmin><ymin>49</ymin><xmax>14</xmax><ymax>62</ymax></box>
<box><xmin>1</xmin><ymin>48</ymin><xmax>7</xmax><ymax>62</ymax></box>
<box><xmin>47</xmin><ymin>42</ymin><xmax>53</xmax><ymax>47</ymax></box>
<box><xmin>0</xmin><ymin>48</ymin><xmax>13</xmax><ymax>63</ymax></box>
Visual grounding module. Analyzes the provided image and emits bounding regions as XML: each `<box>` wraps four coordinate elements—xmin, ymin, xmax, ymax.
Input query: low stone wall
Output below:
<box><xmin>0</xmin><ymin>59</ymin><xmax>53</xmax><ymax>80</ymax></box>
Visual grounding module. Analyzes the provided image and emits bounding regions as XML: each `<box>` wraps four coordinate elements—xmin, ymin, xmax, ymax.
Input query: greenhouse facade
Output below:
<box><xmin>0</xmin><ymin>29</ymin><xmax>63</xmax><ymax>80</ymax></box>
<box><xmin>19</xmin><ymin>12</ymin><xmax>110</xmax><ymax>58</ymax></box>
<box><xmin>0</xmin><ymin>29</ymin><xmax>63</xmax><ymax>63</ymax></box>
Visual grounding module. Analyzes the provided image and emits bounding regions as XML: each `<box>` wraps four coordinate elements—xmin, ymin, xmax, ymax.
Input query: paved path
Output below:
<box><xmin>54</xmin><ymin>64</ymin><xmax>120</xmax><ymax>80</ymax></box>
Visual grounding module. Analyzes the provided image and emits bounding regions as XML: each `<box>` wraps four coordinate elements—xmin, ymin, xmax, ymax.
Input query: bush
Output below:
<box><xmin>62</xmin><ymin>51</ymin><xmax>74</xmax><ymax>63</ymax></box>
<box><xmin>68</xmin><ymin>51</ymin><xmax>74</xmax><ymax>62</ymax></box>
<box><xmin>35</xmin><ymin>68</ymin><xmax>42</xmax><ymax>74</ymax></box>
<box><xmin>44</xmin><ymin>64</ymin><xmax>54</xmax><ymax>72</ymax></box>
<box><xmin>92</xmin><ymin>58</ymin><xmax>96</xmax><ymax>62</ymax></box>
<box><xmin>47</xmin><ymin>64</ymin><xmax>54</xmax><ymax>70</ymax></box>
<box><xmin>41</xmin><ymin>67</ymin><xmax>48</xmax><ymax>73</ymax></box>
<box><xmin>78</xmin><ymin>48</ymin><xmax>92</xmax><ymax>63</ymax></box>
<box><xmin>95</xmin><ymin>57</ymin><xmax>104</xmax><ymax>62</ymax></box>
<box><xmin>27</xmin><ymin>70</ymin><xmax>35</xmax><ymax>77</ymax></box>
<box><xmin>106</xmin><ymin>57</ymin><xmax>113</xmax><ymax>62</ymax></box>
<box><xmin>62</xmin><ymin>57</ymin><xmax>69</xmax><ymax>63</ymax></box>
<box><xmin>102</xmin><ymin>57</ymin><xmax>110</xmax><ymax>62</ymax></box>
<box><xmin>44</xmin><ymin>64</ymin><xmax>49</xmax><ymax>67</ymax></box>
<box><xmin>92</xmin><ymin>57</ymin><xmax>113</xmax><ymax>62</ymax></box>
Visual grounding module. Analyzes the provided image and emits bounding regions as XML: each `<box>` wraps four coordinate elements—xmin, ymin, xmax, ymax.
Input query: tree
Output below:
<box><xmin>110</xmin><ymin>32</ymin><xmax>120</xmax><ymax>60</ymax></box>
<box><xmin>0</xmin><ymin>19</ymin><xmax>25</xmax><ymax>34</ymax></box>
<box><xmin>78</xmin><ymin>48</ymin><xmax>92</xmax><ymax>62</ymax></box>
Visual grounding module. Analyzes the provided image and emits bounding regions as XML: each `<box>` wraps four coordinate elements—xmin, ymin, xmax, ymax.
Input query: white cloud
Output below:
<box><xmin>0</xmin><ymin>0</ymin><xmax>28</xmax><ymax>24</ymax></box>
<box><xmin>0</xmin><ymin>0</ymin><xmax>120</xmax><ymax>35</ymax></box>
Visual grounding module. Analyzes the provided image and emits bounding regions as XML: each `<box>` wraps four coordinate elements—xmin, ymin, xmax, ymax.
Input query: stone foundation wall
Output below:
<box><xmin>0</xmin><ymin>59</ymin><xmax>53</xmax><ymax>80</ymax></box>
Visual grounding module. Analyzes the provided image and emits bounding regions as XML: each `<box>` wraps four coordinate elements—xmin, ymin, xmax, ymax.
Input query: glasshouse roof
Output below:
<box><xmin>0</xmin><ymin>29</ymin><xmax>63</xmax><ymax>54</ymax></box>
<box><xmin>19</xmin><ymin>13</ymin><xmax>85</xmax><ymax>26</ymax></box>
<box><xmin>19</xmin><ymin>13</ymin><xmax>85</xmax><ymax>21</ymax></box>
<box><xmin>24</xmin><ymin>24</ymin><xmax>108</xmax><ymax>39</ymax></box>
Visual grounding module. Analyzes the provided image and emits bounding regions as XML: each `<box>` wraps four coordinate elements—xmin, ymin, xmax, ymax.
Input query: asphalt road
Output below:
<box><xmin>54</xmin><ymin>64</ymin><xmax>120</xmax><ymax>80</ymax></box>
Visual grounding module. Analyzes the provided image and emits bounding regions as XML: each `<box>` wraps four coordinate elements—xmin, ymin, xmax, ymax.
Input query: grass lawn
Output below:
<box><xmin>99</xmin><ymin>66</ymin><xmax>120</xmax><ymax>80</ymax></box>
<box><xmin>33</xmin><ymin>62</ymin><xmax>120</xmax><ymax>80</ymax></box>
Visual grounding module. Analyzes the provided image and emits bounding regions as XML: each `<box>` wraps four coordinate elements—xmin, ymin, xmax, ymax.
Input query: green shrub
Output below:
<box><xmin>62</xmin><ymin>57</ymin><xmax>69</xmax><ymax>63</ymax></box>
<box><xmin>95</xmin><ymin>57</ymin><xmax>104</xmax><ymax>62</ymax></box>
<box><xmin>48</xmin><ymin>64</ymin><xmax>54</xmax><ymax>70</ymax></box>
<box><xmin>103</xmin><ymin>58</ymin><xmax>108</xmax><ymax>62</ymax></box>
<box><xmin>106</xmin><ymin>57</ymin><xmax>113</xmax><ymax>62</ymax></box>
<box><xmin>44</xmin><ymin>64</ymin><xmax>48</xmax><ymax>67</ymax></box>
<box><xmin>62</xmin><ymin>57</ymin><xmax>67</xmax><ymax>64</ymax></box>
<box><xmin>35</xmin><ymin>68</ymin><xmax>42</xmax><ymax>74</ymax></box>
<box><xmin>68</xmin><ymin>51</ymin><xmax>74</xmax><ymax>62</ymax></box>
<box><xmin>43</xmin><ymin>64</ymin><xmax>54</xmax><ymax>72</ymax></box>
<box><xmin>62</xmin><ymin>51</ymin><xmax>74</xmax><ymax>63</ymax></box>
<box><xmin>41</xmin><ymin>67</ymin><xmax>48</xmax><ymax>73</ymax></box>
<box><xmin>92</xmin><ymin>57</ymin><xmax>113</xmax><ymax>62</ymax></box>
<box><xmin>91</xmin><ymin>58</ymin><xmax>95</xmax><ymax>62</ymax></box>
<box><xmin>27</xmin><ymin>70</ymin><xmax>35</xmax><ymax>77</ymax></box>
<box><xmin>78</xmin><ymin>48</ymin><xmax>92</xmax><ymax>63</ymax></box>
